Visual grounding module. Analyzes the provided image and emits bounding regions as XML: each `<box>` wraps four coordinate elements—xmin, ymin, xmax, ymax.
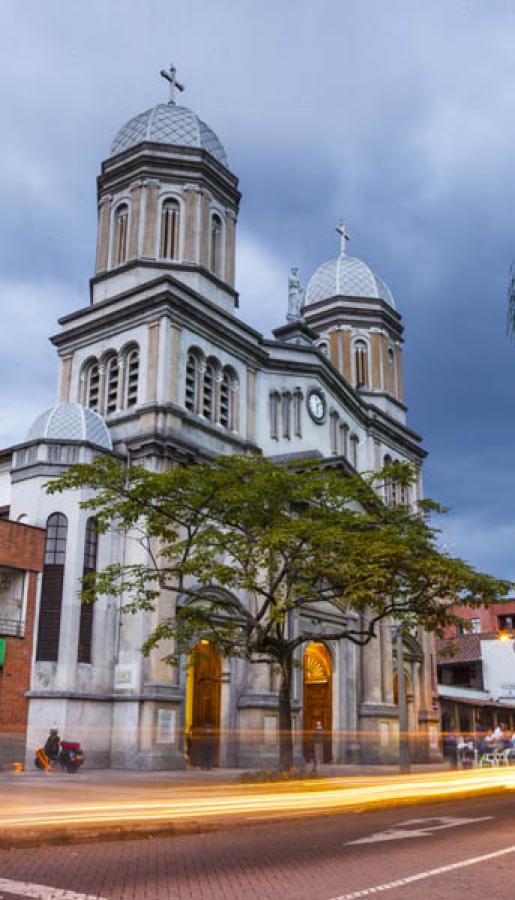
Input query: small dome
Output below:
<box><xmin>305</xmin><ymin>246</ymin><xmax>395</xmax><ymax>309</ymax></box>
<box><xmin>110</xmin><ymin>103</ymin><xmax>229</xmax><ymax>168</ymax></box>
<box><xmin>26</xmin><ymin>403</ymin><xmax>112</xmax><ymax>451</ymax></box>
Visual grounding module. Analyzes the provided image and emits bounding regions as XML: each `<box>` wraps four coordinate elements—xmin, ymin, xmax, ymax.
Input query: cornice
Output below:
<box><xmin>89</xmin><ymin>258</ymin><xmax>239</xmax><ymax>304</ymax></box>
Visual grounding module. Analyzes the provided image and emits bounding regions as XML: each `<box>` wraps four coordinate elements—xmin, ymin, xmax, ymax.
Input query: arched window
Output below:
<box><xmin>354</xmin><ymin>340</ymin><xmax>369</xmax><ymax>388</ymax></box>
<box><xmin>270</xmin><ymin>391</ymin><xmax>281</xmax><ymax>440</ymax></box>
<box><xmin>209</xmin><ymin>214</ymin><xmax>223</xmax><ymax>277</ymax></box>
<box><xmin>220</xmin><ymin>370</ymin><xmax>231</xmax><ymax>429</ymax></box>
<box><xmin>113</xmin><ymin>203</ymin><xmax>129</xmax><ymax>266</ymax></box>
<box><xmin>124</xmin><ymin>348</ymin><xmax>139</xmax><ymax>408</ymax></box>
<box><xmin>86</xmin><ymin>363</ymin><xmax>100</xmax><ymax>412</ymax></box>
<box><xmin>36</xmin><ymin>513</ymin><xmax>68</xmax><ymax>662</ymax></box>
<box><xmin>350</xmin><ymin>433</ymin><xmax>359</xmax><ymax>469</ymax></box>
<box><xmin>160</xmin><ymin>198</ymin><xmax>180</xmax><ymax>260</ymax></box>
<box><xmin>185</xmin><ymin>351</ymin><xmax>200</xmax><ymax>414</ymax></box>
<box><xmin>78</xmin><ymin>518</ymin><xmax>98</xmax><ymax>664</ymax></box>
<box><xmin>104</xmin><ymin>356</ymin><xmax>119</xmax><ymax>415</ymax></box>
<box><xmin>203</xmin><ymin>359</ymin><xmax>216</xmax><ymax>421</ymax></box>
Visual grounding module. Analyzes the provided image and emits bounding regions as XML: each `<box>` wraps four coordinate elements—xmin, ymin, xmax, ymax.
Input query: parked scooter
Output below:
<box><xmin>34</xmin><ymin>733</ymin><xmax>85</xmax><ymax>773</ymax></box>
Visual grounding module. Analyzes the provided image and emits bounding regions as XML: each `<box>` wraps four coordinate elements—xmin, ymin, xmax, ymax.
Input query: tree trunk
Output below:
<box><xmin>278</xmin><ymin>656</ymin><xmax>293</xmax><ymax>771</ymax></box>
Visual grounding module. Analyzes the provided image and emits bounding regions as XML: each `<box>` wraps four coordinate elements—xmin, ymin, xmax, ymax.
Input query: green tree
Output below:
<box><xmin>48</xmin><ymin>454</ymin><xmax>511</xmax><ymax>770</ymax></box>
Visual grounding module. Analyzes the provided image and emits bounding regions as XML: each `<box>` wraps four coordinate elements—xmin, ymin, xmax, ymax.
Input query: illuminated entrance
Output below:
<box><xmin>185</xmin><ymin>641</ymin><xmax>221</xmax><ymax>766</ymax></box>
<box><xmin>303</xmin><ymin>642</ymin><xmax>333</xmax><ymax>763</ymax></box>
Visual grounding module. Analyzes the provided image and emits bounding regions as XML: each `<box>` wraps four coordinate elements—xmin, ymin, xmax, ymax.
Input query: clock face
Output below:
<box><xmin>308</xmin><ymin>390</ymin><xmax>326</xmax><ymax>422</ymax></box>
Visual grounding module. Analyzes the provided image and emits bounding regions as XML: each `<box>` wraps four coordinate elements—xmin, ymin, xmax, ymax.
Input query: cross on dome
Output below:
<box><xmin>336</xmin><ymin>221</ymin><xmax>350</xmax><ymax>256</ymax></box>
<box><xmin>160</xmin><ymin>63</ymin><xmax>185</xmax><ymax>105</ymax></box>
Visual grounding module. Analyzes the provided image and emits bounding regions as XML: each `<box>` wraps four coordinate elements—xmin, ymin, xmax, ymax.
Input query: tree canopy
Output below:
<box><xmin>48</xmin><ymin>453</ymin><xmax>512</xmax><ymax>768</ymax></box>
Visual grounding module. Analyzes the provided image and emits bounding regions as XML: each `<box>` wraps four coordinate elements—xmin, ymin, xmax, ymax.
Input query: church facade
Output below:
<box><xmin>0</xmin><ymin>66</ymin><xmax>440</xmax><ymax>768</ymax></box>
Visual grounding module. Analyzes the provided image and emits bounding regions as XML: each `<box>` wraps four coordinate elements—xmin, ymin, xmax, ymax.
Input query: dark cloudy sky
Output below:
<box><xmin>1</xmin><ymin>0</ymin><xmax>515</xmax><ymax>578</ymax></box>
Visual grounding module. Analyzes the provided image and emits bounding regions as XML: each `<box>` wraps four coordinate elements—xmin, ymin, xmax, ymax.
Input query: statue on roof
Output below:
<box><xmin>287</xmin><ymin>267</ymin><xmax>304</xmax><ymax>321</ymax></box>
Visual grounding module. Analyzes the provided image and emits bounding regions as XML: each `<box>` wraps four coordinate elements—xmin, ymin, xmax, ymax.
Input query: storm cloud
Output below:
<box><xmin>2</xmin><ymin>0</ymin><xmax>515</xmax><ymax>577</ymax></box>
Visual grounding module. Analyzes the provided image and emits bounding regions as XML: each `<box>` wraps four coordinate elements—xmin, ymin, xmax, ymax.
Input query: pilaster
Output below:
<box><xmin>142</xmin><ymin>180</ymin><xmax>160</xmax><ymax>259</ymax></box>
<box><xmin>128</xmin><ymin>182</ymin><xmax>143</xmax><ymax>260</ymax></box>
<box><xmin>95</xmin><ymin>195</ymin><xmax>112</xmax><ymax>274</ymax></box>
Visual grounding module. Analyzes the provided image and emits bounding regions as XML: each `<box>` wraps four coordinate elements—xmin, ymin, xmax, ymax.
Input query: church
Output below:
<box><xmin>0</xmin><ymin>65</ymin><xmax>440</xmax><ymax>769</ymax></box>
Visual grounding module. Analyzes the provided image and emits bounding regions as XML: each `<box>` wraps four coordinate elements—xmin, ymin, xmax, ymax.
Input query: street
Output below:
<box><xmin>0</xmin><ymin>791</ymin><xmax>512</xmax><ymax>899</ymax></box>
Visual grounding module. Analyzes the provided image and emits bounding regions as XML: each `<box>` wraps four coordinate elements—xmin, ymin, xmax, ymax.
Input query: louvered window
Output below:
<box><xmin>86</xmin><ymin>364</ymin><xmax>100</xmax><ymax>411</ymax></box>
<box><xmin>185</xmin><ymin>352</ymin><xmax>198</xmax><ymax>413</ymax></box>
<box><xmin>114</xmin><ymin>204</ymin><xmax>128</xmax><ymax>266</ymax></box>
<box><xmin>220</xmin><ymin>371</ymin><xmax>230</xmax><ymax>428</ymax></box>
<box><xmin>160</xmin><ymin>199</ymin><xmax>180</xmax><ymax>259</ymax></box>
<box><xmin>125</xmin><ymin>349</ymin><xmax>139</xmax><ymax>408</ymax></box>
<box><xmin>203</xmin><ymin>362</ymin><xmax>215</xmax><ymax>420</ymax></box>
<box><xmin>36</xmin><ymin>513</ymin><xmax>68</xmax><ymax>662</ymax></box>
<box><xmin>105</xmin><ymin>357</ymin><xmax>119</xmax><ymax>414</ymax></box>
<box><xmin>77</xmin><ymin>518</ymin><xmax>98</xmax><ymax>664</ymax></box>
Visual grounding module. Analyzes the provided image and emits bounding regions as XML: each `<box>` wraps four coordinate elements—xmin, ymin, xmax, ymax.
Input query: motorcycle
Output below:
<box><xmin>34</xmin><ymin>740</ymin><xmax>85</xmax><ymax>773</ymax></box>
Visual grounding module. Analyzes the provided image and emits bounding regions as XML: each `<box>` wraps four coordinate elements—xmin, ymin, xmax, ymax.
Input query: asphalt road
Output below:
<box><xmin>0</xmin><ymin>792</ymin><xmax>513</xmax><ymax>899</ymax></box>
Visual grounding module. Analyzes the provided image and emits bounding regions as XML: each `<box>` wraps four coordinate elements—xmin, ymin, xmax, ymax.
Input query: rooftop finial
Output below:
<box><xmin>160</xmin><ymin>62</ymin><xmax>185</xmax><ymax>105</ymax></box>
<box><xmin>336</xmin><ymin>221</ymin><xmax>350</xmax><ymax>256</ymax></box>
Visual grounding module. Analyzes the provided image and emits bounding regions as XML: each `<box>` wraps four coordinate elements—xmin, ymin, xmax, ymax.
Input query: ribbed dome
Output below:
<box><xmin>27</xmin><ymin>403</ymin><xmax>112</xmax><ymax>451</ymax></box>
<box><xmin>305</xmin><ymin>253</ymin><xmax>395</xmax><ymax>309</ymax></box>
<box><xmin>110</xmin><ymin>103</ymin><xmax>229</xmax><ymax>167</ymax></box>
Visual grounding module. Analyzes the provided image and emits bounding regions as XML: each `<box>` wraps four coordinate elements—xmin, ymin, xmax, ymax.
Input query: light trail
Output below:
<box><xmin>0</xmin><ymin>768</ymin><xmax>513</xmax><ymax>833</ymax></box>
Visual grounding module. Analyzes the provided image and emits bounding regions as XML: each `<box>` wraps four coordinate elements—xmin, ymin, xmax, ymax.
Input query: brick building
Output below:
<box><xmin>0</xmin><ymin>516</ymin><xmax>45</xmax><ymax>765</ymax></box>
<box><xmin>442</xmin><ymin>599</ymin><xmax>515</xmax><ymax>639</ymax></box>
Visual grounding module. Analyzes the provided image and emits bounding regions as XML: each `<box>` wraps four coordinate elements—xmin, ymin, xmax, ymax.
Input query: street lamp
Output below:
<box><xmin>391</xmin><ymin>622</ymin><xmax>410</xmax><ymax>774</ymax></box>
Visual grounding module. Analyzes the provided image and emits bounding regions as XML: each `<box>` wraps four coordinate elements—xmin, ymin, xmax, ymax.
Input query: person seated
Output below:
<box><xmin>44</xmin><ymin>728</ymin><xmax>60</xmax><ymax>763</ymax></box>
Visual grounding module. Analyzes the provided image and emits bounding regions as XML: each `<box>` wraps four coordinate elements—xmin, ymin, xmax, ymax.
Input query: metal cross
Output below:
<box><xmin>160</xmin><ymin>63</ymin><xmax>185</xmax><ymax>104</ymax></box>
<box><xmin>336</xmin><ymin>221</ymin><xmax>350</xmax><ymax>255</ymax></box>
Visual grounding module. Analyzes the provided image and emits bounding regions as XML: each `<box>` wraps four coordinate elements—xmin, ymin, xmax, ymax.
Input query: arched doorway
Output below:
<box><xmin>185</xmin><ymin>641</ymin><xmax>221</xmax><ymax>766</ymax></box>
<box><xmin>303</xmin><ymin>642</ymin><xmax>333</xmax><ymax>763</ymax></box>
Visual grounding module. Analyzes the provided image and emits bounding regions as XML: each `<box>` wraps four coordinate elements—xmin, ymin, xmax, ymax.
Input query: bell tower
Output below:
<box><xmin>302</xmin><ymin>225</ymin><xmax>406</xmax><ymax>422</ymax></box>
<box><xmin>92</xmin><ymin>64</ymin><xmax>241</xmax><ymax>313</ymax></box>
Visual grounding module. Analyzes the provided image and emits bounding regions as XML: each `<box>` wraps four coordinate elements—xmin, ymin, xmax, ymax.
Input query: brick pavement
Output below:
<box><xmin>0</xmin><ymin>792</ymin><xmax>510</xmax><ymax>899</ymax></box>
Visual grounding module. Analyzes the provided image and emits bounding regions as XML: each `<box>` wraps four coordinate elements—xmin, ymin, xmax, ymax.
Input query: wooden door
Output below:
<box><xmin>189</xmin><ymin>642</ymin><xmax>221</xmax><ymax>766</ymax></box>
<box><xmin>303</xmin><ymin>643</ymin><xmax>332</xmax><ymax>763</ymax></box>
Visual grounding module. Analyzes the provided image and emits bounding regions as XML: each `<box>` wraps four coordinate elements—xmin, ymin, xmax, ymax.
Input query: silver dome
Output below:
<box><xmin>27</xmin><ymin>403</ymin><xmax>112</xmax><ymax>451</ymax></box>
<box><xmin>305</xmin><ymin>254</ymin><xmax>395</xmax><ymax>309</ymax></box>
<box><xmin>110</xmin><ymin>103</ymin><xmax>229</xmax><ymax>167</ymax></box>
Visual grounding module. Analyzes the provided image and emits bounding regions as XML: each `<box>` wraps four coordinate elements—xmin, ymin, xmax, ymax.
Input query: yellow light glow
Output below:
<box><xmin>498</xmin><ymin>631</ymin><xmax>511</xmax><ymax>642</ymax></box>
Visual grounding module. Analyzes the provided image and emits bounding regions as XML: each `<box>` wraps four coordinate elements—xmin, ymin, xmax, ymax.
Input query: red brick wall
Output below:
<box><xmin>0</xmin><ymin>521</ymin><xmax>45</xmax><ymax>735</ymax></box>
<box><xmin>442</xmin><ymin>600</ymin><xmax>515</xmax><ymax>638</ymax></box>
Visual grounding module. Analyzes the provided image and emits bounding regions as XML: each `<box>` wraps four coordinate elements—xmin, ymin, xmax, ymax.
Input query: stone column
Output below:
<box><xmin>146</xmin><ymin>322</ymin><xmax>160</xmax><ymax>403</ymax></box>
<box><xmin>342</xmin><ymin>328</ymin><xmax>352</xmax><ymax>383</ymax></box>
<box><xmin>224</xmin><ymin>209</ymin><xmax>237</xmax><ymax>286</ymax></box>
<box><xmin>97</xmin><ymin>365</ymin><xmax>106</xmax><ymax>416</ymax></box>
<box><xmin>142</xmin><ymin>180</ymin><xmax>160</xmax><ymax>259</ymax></box>
<box><xmin>230</xmin><ymin>381</ymin><xmax>240</xmax><ymax>433</ymax></box>
<box><xmin>58</xmin><ymin>355</ymin><xmax>73</xmax><ymax>403</ymax></box>
<box><xmin>380</xmin><ymin>619</ymin><xmax>394</xmax><ymax>704</ymax></box>
<box><xmin>395</xmin><ymin>344</ymin><xmax>404</xmax><ymax>402</ymax></box>
<box><xmin>168</xmin><ymin>323</ymin><xmax>182</xmax><ymax>404</ymax></box>
<box><xmin>371</xmin><ymin>331</ymin><xmax>382</xmax><ymax>390</ymax></box>
<box><xmin>362</xmin><ymin>631</ymin><xmax>383</xmax><ymax>704</ymax></box>
<box><xmin>115</xmin><ymin>359</ymin><xmax>125</xmax><ymax>411</ymax></box>
<box><xmin>198</xmin><ymin>190</ymin><xmax>211</xmax><ymax>269</ymax></box>
<box><xmin>95</xmin><ymin>195</ymin><xmax>112</xmax><ymax>274</ymax></box>
<box><xmin>128</xmin><ymin>182</ymin><xmax>143</xmax><ymax>260</ymax></box>
<box><xmin>183</xmin><ymin>186</ymin><xmax>199</xmax><ymax>264</ymax></box>
<box><xmin>245</xmin><ymin>368</ymin><xmax>257</xmax><ymax>442</ymax></box>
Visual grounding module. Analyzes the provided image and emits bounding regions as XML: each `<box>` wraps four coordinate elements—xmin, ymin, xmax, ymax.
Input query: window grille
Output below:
<box><xmin>36</xmin><ymin>513</ymin><xmax>68</xmax><ymax>662</ymax></box>
<box><xmin>78</xmin><ymin>517</ymin><xmax>98</xmax><ymax>664</ymax></box>
<box><xmin>160</xmin><ymin>199</ymin><xmax>180</xmax><ymax>259</ymax></box>
<box><xmin>354</xmin><ymin>340</ymin><xmax>369</xmax><ymax>388</ymax></box>
<box><xmin>220</xmin><ymin>371</ymin><xmax>230</xmax><ymax>428</ymax></box>
<box><xmin>114</xmin><ymin>204</ymin><xmax>128</xmax><ymax>266</ymax></box>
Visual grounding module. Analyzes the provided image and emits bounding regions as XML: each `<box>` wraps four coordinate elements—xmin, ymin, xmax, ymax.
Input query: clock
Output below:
<box><xmin>307</xmin><ymin>389</ymin><xmax>326</xmax><ymax>423</ymax></box>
